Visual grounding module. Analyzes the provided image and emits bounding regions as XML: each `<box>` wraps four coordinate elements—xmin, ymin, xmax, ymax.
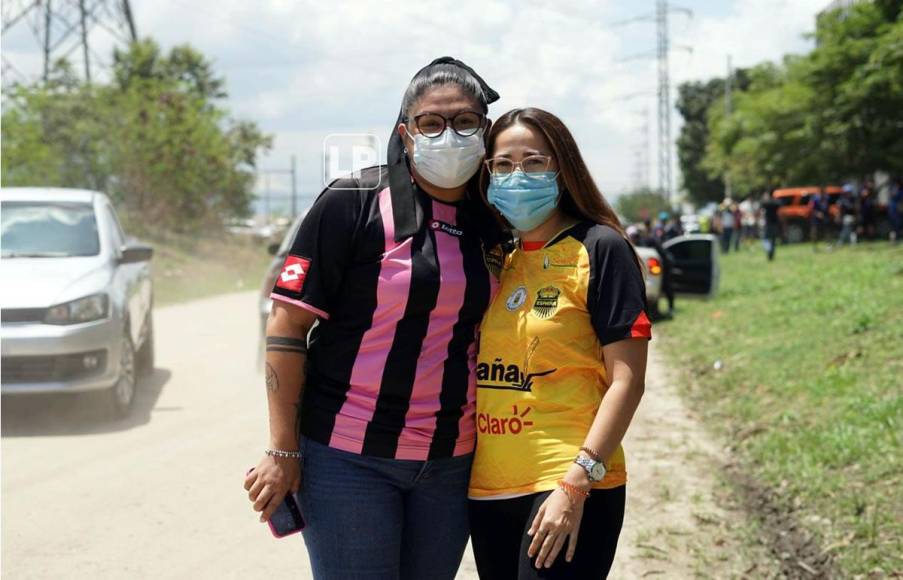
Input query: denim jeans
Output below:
<box><xmin>299</xmin><ymin>438</ymin><xmax>472</xmax><ymax>580</ymax></box>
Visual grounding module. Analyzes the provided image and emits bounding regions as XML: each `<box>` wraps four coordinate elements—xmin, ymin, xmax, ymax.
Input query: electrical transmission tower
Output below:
<box><xmin>655</xmin><ymin>0</ymin><xmax>691</xmax><ymax>203</ymax></box>
<box><xmin>2</xmin><ymin>0</ymin><xmax>137</xmax><ymax>85</ymax></box>
<box><xmin>632</xmin><ymin>108</ymin><xmax>652</xmax><ymax>191</ymax></box>
<box><xmin>615</xmin><ymin>2</ymin><xmax>691</xmax><ymax>203</ymax></box>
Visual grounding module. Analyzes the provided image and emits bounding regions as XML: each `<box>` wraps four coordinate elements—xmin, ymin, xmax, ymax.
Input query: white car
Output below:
<box><xmin>1</xmin><ymin>188</ymin><xmax>154</xmax><ymax>417</ymax></box>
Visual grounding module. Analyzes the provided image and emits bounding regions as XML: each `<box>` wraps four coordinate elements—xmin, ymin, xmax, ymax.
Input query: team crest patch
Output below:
<box><xmin>506</xmin><ymin>286</ymin><xmax>528</xmax><ymax>311</ymax></box>
<box><xmin>532</xmin><ymin>286</ymin><xmax>561</xmax><ymax>318</ymax></box>
<box><xmin>276</xmin><ymin>255</ymin><xmax>311</xmax><ymax>292</ymax></box>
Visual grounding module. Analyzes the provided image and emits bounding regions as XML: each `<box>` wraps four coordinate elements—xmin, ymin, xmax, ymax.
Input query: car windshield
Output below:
<box><xmin>1</xmin><ymin>201</ymin><xmax>100</xmax><ymax>257</ymax></box>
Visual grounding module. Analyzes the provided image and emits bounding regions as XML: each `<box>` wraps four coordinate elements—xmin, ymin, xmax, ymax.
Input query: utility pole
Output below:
<box><xmin>724</xmin><ymin>54</ymin><xmax>733</xmax><ymax>200</ymax></box>
<box><xmin>258</xmin><ymin>160</ymin><xmax>302</xmax><ymax>222</ymax></box>
<box><xmin>264</xmin><ymin>173</ymin><xmax>271</xmax><ymax>224</ymax></box>
<box><xmin>290</xmin><ymin>155</ymin><xmax>298</xmax><ymax>217</ymax></box>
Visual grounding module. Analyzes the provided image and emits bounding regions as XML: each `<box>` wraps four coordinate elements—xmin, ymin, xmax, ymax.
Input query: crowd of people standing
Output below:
<box><xmin>711</xmin><ymin>178</ymin><xmax>902</xmax><ymax>259</ymax></box>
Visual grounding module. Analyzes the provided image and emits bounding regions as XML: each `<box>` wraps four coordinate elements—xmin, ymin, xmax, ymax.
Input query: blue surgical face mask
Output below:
<box><xmin>487</xmin><ymin>170</ymin><xmax>560</xmax><ymax>232</ymax></box>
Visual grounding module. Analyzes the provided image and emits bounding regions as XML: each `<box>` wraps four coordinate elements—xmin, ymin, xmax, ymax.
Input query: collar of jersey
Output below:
<box><xmin>518</xmin><ymin>221</ymin><xmax>584</xmax><ymax>251</ymax></box>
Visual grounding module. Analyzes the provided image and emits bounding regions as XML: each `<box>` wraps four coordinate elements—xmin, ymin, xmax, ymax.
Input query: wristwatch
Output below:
<box><xmin>574</xmin><ymin>454</ymin><xmax>606</xmax><ymax>482</ymax></box>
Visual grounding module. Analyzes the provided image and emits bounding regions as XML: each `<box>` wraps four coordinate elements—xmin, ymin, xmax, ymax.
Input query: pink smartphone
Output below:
<box><xmin>246</xmin><ymin>468</ymin><xmax>305</xmax><ymax>538</ymax></box>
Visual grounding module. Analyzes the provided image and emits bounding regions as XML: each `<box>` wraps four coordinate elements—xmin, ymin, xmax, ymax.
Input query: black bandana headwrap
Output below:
<box><xmin>386</xmin><ymin>57</ymin><xmax>500</xmax><ymax>242</ymax></box>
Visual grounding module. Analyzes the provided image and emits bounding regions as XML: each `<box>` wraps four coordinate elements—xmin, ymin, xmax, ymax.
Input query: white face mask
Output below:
<box><xmin>406</xmin><ymin>127</ymin><xmax>486</xmax><ymax>189</ymax></box>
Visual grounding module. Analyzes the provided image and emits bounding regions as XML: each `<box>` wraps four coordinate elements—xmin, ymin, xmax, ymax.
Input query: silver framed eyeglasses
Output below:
<box><xmin>484</xmin><ymin>155</ymin><xmax>554</xmax><ymax>175</ymax></box>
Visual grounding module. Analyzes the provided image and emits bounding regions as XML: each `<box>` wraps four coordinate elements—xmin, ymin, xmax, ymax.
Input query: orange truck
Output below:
<box><xmin>773</xmin><ymin>186</ymin><xmax>844</xmax><ymax>243</ymax></box>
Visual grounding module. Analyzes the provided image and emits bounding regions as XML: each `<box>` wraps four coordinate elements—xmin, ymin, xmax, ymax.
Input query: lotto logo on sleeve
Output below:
<box><xmin>276</xmin><ymin>255</ymin><xmax>311</xmax><ymax>292</ymax></box>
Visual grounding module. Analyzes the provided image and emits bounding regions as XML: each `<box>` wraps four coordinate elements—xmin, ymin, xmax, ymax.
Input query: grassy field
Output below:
<box><xmin>657</xmin><ymin>240</ymin><xmax>902</xmax><ymax>576</ymax></box>
<box><xmin>148</xmin><ymin>233</ymin><xmax>275</xmax><ymax>306</ymax></box>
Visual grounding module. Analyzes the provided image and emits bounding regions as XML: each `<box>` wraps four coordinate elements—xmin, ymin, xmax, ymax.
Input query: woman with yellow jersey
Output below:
<box><xmin>469</xmin><ymin>108</ymin><xmax>651</xmax><ymax>579</ymax></box>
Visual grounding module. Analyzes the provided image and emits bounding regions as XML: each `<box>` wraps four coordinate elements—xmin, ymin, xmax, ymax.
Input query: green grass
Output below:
<box><xmin>657</xmin><ymin>241</ymin><xmax>903</xmax><ymax>576</ymax></box>
<box><xmin>149</xmin><ymin>232</ymin><xmax>274</xmax><ymax>306</ymax></box>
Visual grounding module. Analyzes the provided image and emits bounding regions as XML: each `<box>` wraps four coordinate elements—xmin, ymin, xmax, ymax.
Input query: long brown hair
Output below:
<box><xmin>480</xmin><ymin>107</ymin><xmax>627</xmax><ymax>239</ymax></box>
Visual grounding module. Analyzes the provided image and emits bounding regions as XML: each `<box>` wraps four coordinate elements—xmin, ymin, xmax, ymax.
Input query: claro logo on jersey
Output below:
<box><xmin>478</xmin><ymin>404</ymin><xmax>534</xmax><ymax>435</ymax></box>
<box><xmin>275</xmin><ymin>255</ymin><xmax>311</xmax><ymax>292</ymax></box>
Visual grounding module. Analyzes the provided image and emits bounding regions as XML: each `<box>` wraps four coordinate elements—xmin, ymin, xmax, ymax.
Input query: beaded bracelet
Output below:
<box><xmin>266</xmin><ymin>448</ymin><xmax>302</xmax><ymax>459</ymax></box>
<box><xmin>557</xmin><ymin>479</ymin><xmax>590</xmax><ymax>503</ymax></box>
<box><xmin>579</xmin><ymin>446</ymin><xmax>603</xmax><ymax>462</ymax></box>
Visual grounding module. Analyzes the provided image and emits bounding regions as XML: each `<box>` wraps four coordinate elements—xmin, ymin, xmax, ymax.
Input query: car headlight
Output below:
<box><xmin>45</xmin><ymin>294</ymin><xmax>109</xmax><ymax>325</ymax></box>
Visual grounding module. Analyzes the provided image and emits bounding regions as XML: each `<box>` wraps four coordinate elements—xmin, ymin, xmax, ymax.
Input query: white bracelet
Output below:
<box><xmin>266</xmin><ymin>448</ymin><xmax>302</xmax><ymax>459</ymax></box>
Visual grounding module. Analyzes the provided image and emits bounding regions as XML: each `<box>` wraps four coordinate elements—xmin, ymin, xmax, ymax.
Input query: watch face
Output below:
<box><xmin>591</xmin><ymin>463</ymin><xmax>606</xmax><ymax>480</ymax></box>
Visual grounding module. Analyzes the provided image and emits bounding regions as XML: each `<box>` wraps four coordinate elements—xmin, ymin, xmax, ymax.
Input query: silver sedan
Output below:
<box><xmin>1</xmin><ymin>188</ymin><xmax>154</xmax><ymax>417</ymax></box>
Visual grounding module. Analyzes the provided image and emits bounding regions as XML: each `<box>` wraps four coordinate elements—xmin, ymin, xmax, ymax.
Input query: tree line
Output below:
<box><xmin>677</xmin><ymin>0</ymin><xmax>902</xmax><ymax>207</ymax></box>
<box><xmin>1</xmin><ymin>39</ymin><xmax>272</xmax><ymax>234</ymax></box>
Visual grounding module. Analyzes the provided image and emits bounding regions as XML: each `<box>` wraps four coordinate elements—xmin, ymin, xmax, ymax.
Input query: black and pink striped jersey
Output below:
<box><xmin>271</xmin><ymin>165</ymin><xmax>501</xmax><ymax>460</ymax></box>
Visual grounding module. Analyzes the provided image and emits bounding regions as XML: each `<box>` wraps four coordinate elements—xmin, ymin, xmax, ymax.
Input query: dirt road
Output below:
<box><xmin>2</xmin><ymin>291</ymin><xmax>767</xmax><ymax>579</ymax></box>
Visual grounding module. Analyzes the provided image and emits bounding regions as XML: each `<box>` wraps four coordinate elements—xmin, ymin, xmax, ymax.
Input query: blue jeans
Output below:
<box><xmin>299</xmin><ymin>438</ymin><xmax>472</xmax><ymax>580</ymax></box>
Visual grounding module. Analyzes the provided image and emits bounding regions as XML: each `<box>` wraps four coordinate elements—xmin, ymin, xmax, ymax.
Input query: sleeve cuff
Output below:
<box><xmin>629</xmin><ymin>310</ymin><xmax>652</xmax><ymax>338</ymax></box>
<box><xmin>270</xmin><ymin>292</ymin><xmax>330</xmax><ymax>320</ymax></box>
<box><xmin>599</xmin><ymin>311</ymin><xmax>652</xmax><ymax>345</ymax></box>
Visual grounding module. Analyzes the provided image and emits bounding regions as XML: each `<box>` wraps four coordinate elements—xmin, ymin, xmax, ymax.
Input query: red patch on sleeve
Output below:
<box><xmin>275</xmin><ymin>255</ymin><xmax>311</xmax><ymax>293</ymax></box>
<box><xmin>630</xmin><ymin>310</ymin><xmax>652</xmax><ymax>338</ymax></box>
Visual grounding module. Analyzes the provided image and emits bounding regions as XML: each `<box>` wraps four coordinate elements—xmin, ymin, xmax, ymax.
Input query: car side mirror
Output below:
<box><xmin>120</xmin><ymin>244</ymin><xmax>153</xmax><ymax>264</ymax></box>
<box><xmin>267</xmin><ymin>242</ymin><xmax>280</xmax><ymax>256</ymax></box>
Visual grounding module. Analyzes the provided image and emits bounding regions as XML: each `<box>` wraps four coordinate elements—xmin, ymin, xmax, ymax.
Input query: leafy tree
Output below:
<box><xmin>615</xmin><ymin>188</ymin><xmax>673</xmax><ymax>224</ymax></box>
<box><xmin>704</xmin><ymin>60</ymin><xmax>829</xmax><ymax>193</ymax></box>
<box><xmin>807</xmin><ymin>6</ymin><xmax>903</xmax><ymax>178</ymax></box>
<box><xmin>873</xmin><ymin>0</ymin><xmax>902</xmax><ymax>22</ymax></box>
<box><xmin>676</xmin><ymin>69</ymin><xmax>749</xmax><ymax>206</ymax></box>
<box><xmin>1</xmin><ymin>39</ymin><xmax>271</xmax><ymax>233</ymax></box>
<box><xmin>1</xmin><ymin>60</ymin><xmax>112</xmax><ymax>190</ymax></box>
<box><xmin>700</xmin><ymin>3</ymin><xmax>903</xmax><ymax>192</ymax></box>
<box><xmin>112</xmin><ymin>40</ymin><xmax>226</xmax><ymax>102</ymax></box>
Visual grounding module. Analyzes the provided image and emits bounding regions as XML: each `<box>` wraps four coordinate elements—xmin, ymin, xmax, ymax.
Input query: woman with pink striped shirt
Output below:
<box><xmin>243</xmin><ymin>57</ymin><xmax>505</xmax><ymax>579</ymax></box>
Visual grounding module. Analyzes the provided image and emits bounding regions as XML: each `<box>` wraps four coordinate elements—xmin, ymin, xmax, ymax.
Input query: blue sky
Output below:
<box><xmin>2</xmin><ymin>0</ymin><xmax>830</xmax><ymax>214</ymax></box>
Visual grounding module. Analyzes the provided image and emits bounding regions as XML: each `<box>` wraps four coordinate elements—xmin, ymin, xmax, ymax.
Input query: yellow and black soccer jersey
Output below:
<box><xmin>469</xmin><ymin>221</ymin><xmax>652</xmax><ymax>498</ymax></box>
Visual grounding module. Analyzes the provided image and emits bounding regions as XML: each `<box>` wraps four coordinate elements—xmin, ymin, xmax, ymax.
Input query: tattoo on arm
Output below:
<box><xmin>265</xmin><ymin>362</ymin><xmax>279</xmax><ymax>393</ymax></box>
<box><xmin>266</xmin><ymin>336</ymin><xmax>308</xmax><ymax>355</ymax></box>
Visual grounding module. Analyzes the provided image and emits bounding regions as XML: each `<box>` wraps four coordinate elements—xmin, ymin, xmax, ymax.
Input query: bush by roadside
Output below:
<box><xmin>149</xmin><ymin>232</ymin><xmax>273</xmax><ymax>306</ymax></box>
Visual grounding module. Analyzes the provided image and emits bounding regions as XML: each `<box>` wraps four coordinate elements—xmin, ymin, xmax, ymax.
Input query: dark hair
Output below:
<box><xmin>400</xmin><ymin>63</ymin><xmax>487</xmax><ymax>117</ymax></box>
<box><xmin>480</xmin><ymin>107</ymin><xmax>628</xmax><ymax>239</ymax></box>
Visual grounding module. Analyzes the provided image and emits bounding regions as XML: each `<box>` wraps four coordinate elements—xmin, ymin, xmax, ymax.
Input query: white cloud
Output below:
<box><xmin>2</xmin><ymin>0</ymin><xmax>827</xmax><ymax>205</ymax></box>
